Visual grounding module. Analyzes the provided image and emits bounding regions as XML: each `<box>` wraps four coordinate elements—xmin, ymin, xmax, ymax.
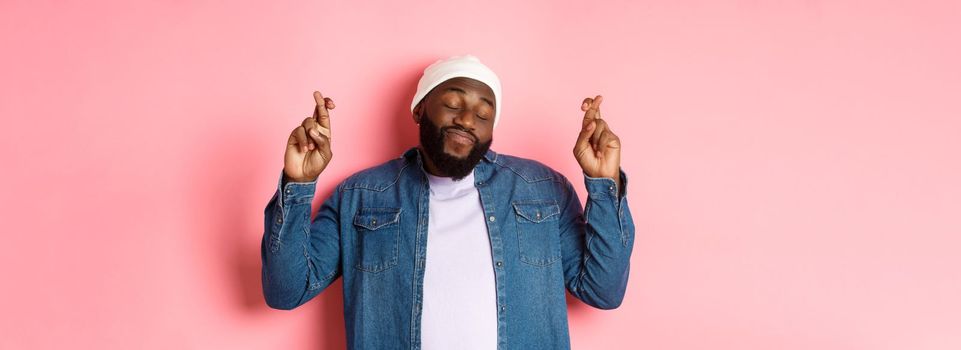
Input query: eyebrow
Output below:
<box><xmin>445</xmin><ymin>87</ymin><xmax>495</xmax><ymax>109</ymax></box>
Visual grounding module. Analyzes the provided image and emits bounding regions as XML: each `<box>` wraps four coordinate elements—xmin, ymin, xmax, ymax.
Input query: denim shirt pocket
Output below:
<box><xmin>512</xmin><ymin>199</ymin><xmax>561</xmax><ymax>267</ymax></box>
<box><xmin>352</xmin><ymin>207</ymin><xmax>402</xmax><ymax>273</ymax></box>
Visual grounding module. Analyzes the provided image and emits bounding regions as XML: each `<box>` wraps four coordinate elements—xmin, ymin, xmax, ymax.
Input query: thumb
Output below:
<box><xmin>575</xmin><ymin>120</ymin><xmax>596</xmax><ymax>148</ymax></box>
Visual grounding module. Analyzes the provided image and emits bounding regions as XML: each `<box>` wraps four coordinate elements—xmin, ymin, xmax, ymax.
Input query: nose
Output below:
<box><xmin>452</xmin><ymin>109</ymin><xmax>476</xmax><ymax>130</ymax></box>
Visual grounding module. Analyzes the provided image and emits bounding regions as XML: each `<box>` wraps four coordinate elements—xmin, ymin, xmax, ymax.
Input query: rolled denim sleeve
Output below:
<box><xmin>261</xmin><ymin>170</ymin><xmax>343</xmax><ymax>310</ymax></box>
<box><xmin>560</xmin><ymin>168</ymin><xmax>635</xmax><ymax>310</ymax></box>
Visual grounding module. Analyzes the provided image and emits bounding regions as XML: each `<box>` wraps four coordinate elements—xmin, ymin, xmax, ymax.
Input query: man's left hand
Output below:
<box><xmin>573</xmin><ymin>95</ymin><xmax>621</xmax><ymax>190</ymax></box>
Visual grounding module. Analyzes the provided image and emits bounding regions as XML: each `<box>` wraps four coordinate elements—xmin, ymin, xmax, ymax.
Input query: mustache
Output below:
<box><xmin>442</xmin><ymin>126</ymin><xmax>478</xmax><ymax>143</ymax></box>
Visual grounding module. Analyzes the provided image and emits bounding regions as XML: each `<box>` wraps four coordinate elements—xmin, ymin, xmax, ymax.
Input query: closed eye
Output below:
<box><xmin>444</xmin><ymin>103</ymin><xmax>489</xmax><ymax>121</ymax></box>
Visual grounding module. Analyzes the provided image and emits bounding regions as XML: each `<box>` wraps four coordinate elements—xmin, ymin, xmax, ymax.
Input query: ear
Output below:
<box><xmin>412</xmin><ymin>102</ymin><xmax>423</xmax><ymax>124</ymax></box>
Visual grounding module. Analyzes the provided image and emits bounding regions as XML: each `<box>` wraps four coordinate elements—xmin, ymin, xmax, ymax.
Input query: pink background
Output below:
<box><xmin>2</xmin><ymin>0</ymin><xmax>960</xmax><ymax>349</ymax></box>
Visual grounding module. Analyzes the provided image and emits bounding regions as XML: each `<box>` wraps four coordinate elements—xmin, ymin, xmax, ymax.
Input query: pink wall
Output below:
<box><xmin>2</xmin><ymin>0</ymin><xmax>960</xmax><ymax>349</ymax></box>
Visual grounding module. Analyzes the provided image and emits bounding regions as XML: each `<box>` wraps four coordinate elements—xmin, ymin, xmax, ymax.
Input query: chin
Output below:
<box><xmin>443</xmin><ymin>145</ymin><xmax>472</xmax><ymax>159</ymax></box>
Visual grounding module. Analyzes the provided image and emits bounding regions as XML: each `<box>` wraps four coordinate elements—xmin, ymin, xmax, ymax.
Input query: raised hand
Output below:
<box><xmin>573</xmin><ymin>95</ymin><xmax>621</xmax><ymax>186</ymax></box>
<box><xmin>284</xmin><ymin>91</ymin><xmax>335</xmax><ymax>182</ymax></box>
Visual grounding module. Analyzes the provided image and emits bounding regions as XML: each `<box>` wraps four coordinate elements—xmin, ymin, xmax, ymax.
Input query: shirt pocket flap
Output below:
<box><xmin>353</xmin><ymin>207</ymin><xmax>402</xmax><ymax>230</ymax></box>
<box><xmin>512</xmin><ymin>200</ymin><xmax>560</xmax><ymax>223</ymax></box>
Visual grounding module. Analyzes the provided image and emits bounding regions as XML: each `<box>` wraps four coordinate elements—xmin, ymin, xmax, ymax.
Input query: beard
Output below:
<box><xmin>418</xmin><ymin>112</ymin><xmax>492</xmax><ymax>181</ymax></box>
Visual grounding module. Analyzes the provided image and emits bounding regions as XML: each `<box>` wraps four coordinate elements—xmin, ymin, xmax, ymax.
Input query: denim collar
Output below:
<box><xmin>400</xmin><ymin>146</ymin><xmax>498</xmax><ymax>166</ymax></box>
<box><xmin>401</xmin><ymin>146</ymin><xmax>498</xmax><ymax>185</ymax></box>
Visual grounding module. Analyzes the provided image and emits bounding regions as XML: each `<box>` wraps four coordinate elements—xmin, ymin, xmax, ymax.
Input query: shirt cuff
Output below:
<box><xmin>583</xmin><ymin>168</ymin><xmax>628</xmax><ymax>202</ymax></box>
<box><xmin>278</xmin><ymin>171</ymin><xmax>317</xmax><ymax>204</ymax></box>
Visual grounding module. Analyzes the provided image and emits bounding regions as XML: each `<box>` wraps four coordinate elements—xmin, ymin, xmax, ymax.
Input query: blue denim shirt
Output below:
<box><xmin>262</xmin><ymin>147</ymin><xmax>635</xmax><ymax>350</ymax></box>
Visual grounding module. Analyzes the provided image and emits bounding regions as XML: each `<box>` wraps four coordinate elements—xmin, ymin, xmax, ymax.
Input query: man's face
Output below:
<box><xmin>414</xmin><ymin>77</ymin><xmax>496</xmax><ymax>180</ymax></box>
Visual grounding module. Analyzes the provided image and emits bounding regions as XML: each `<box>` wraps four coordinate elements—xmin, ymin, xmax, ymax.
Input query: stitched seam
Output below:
<box><xmin>342</xmin><ymin>161</ymin><xmax>411</xmax><ymax>191</ymax></box>
<box><xmin>491</xmin><ymin>161</ymin><xmax>553</xmax><ymax>183</ymax></box>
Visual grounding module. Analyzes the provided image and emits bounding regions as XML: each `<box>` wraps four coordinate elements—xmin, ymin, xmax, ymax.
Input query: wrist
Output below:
<box><xmin>584</xmin><ymin>171</ymin><xmax>618</xmax><ymax>181</ymax></box>
<box><xmin>284</xmin><ymin>173</ymin><xmax>318</xmax><ymax>183</ymax></box>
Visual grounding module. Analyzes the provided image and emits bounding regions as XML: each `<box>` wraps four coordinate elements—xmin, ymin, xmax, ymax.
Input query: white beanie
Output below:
<box><xmin>410</xmin><ymin>54</ymin><xmax>503</xmax><ymax>128</ymax></box>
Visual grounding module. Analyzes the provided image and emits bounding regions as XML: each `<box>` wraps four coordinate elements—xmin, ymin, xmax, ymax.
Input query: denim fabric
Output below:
<box><xmin>262</xmin><ymin>147</ymin><xmax>635</xmax><ymax>350</ymax></box>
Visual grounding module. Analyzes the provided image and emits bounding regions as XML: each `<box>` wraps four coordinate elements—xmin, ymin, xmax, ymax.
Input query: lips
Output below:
<box><xmin>445</xmin><ymin>129</ymin><xmax>476</xmax><ymax>145</ymax></box>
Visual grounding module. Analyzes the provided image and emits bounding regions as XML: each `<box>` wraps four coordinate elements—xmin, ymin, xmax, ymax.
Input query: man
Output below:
<box><xmin>262</xmin><ymin>55</ymin><xmax>635</xmax><ymax>350</ymax></box>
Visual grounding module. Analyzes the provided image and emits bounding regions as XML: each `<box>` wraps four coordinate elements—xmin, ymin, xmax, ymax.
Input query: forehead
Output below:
<box><xmin>433</xmin><ymin>77</ymin><xmax>495</xmax><ymax>102</ymax></box>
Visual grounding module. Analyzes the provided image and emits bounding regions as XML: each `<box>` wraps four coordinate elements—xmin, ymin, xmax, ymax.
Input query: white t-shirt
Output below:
<box><xmin>420</xmin><ymin>170</ymin><xmax>498</xmax><ymax>349</ymax></box>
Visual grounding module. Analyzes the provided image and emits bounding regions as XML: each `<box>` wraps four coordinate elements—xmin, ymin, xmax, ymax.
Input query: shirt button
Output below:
<box><xmin>535</xmin><ymin>212</ymin><xmax>541</xmax><ymax>219</ymax></box>
<box><xmin>285</xmin><ymin>189</ymin><xmax>291</xmax><ymax>194</ymax></box>
<box><xmin>609</xmin><ymin>186</ymin><xmax>614</xmax><ymax>191</ymax></box>
<box><xmin>276</xmin><ymin>218</ymin><xmax>283</xmax><ymax>224</ymax></box>
<box><xmin>496</xmin><ymin>261</ymin><xmax>503</xmax><ymax>267</ymax></box>
<box><xmin>500</xmin><ymin>305</ymin><xmax>506</xmax><ymax>312</ymax></box>
<box><xmin>372</xmin><ymin>219</ymin><xmax>377</xmax><ymax>225</ymax></box>
<box><xmin>489</xmin><ymin>216</ymin><xmax>496</xmax><ymax>222</ymax></box>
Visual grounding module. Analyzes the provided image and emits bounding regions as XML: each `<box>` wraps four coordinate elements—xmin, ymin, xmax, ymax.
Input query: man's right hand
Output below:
<box><xmin>284</xmin><ymin>91</ymin><xmax>335</xmax><ymax>183</ymax></box>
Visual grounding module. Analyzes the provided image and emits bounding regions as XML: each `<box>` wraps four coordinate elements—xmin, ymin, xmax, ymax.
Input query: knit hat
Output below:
<box><xmin>410</xmin><ymin>55</ymin><xmax>503</xmax><ymax>128</ymax></box>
